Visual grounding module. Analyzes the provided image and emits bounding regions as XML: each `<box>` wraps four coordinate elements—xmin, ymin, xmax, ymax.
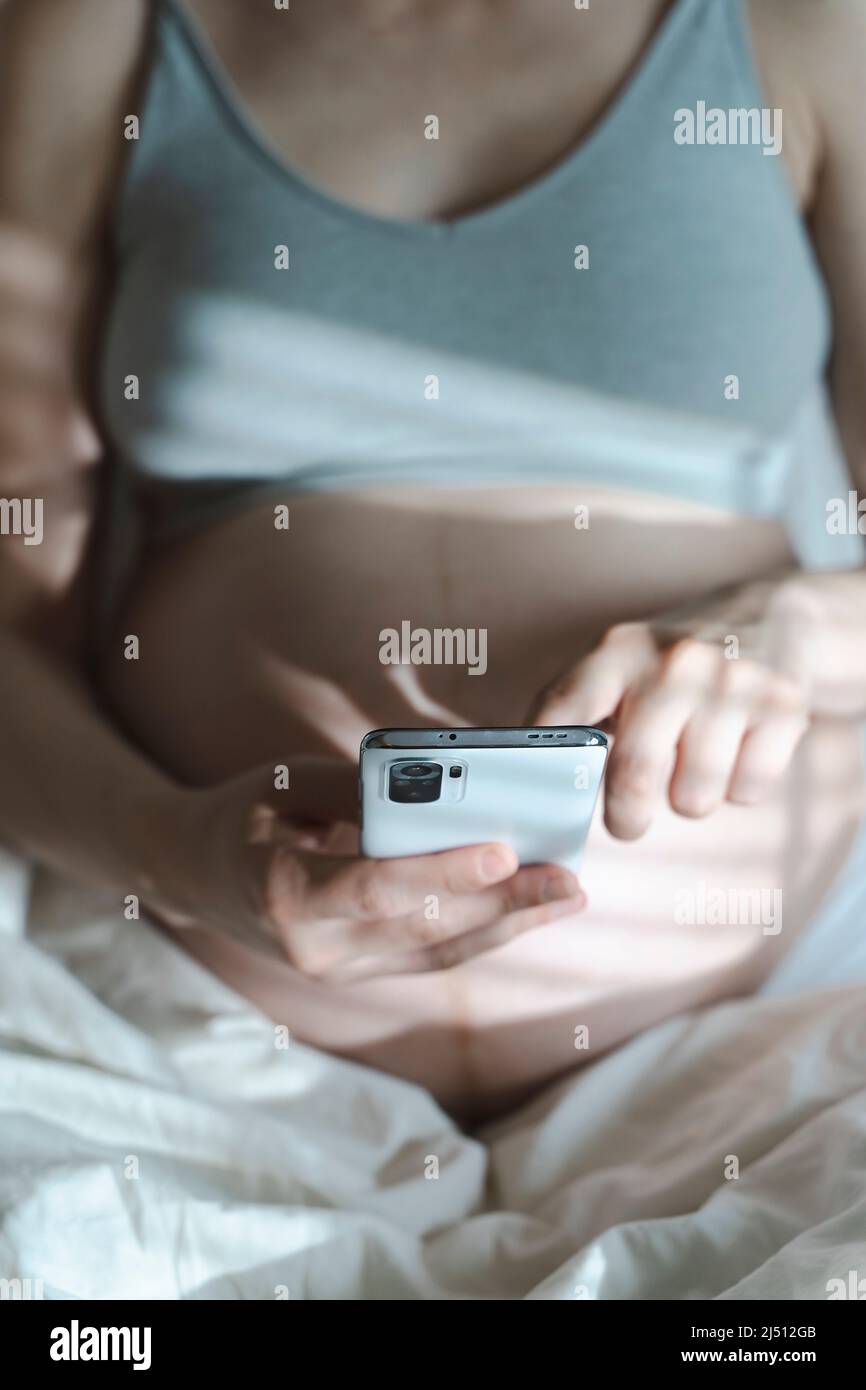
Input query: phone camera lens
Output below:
<box><xmin>389</xmin><ymin>760</ymin><xmax>443</xmax><ymax>804</ymax></box>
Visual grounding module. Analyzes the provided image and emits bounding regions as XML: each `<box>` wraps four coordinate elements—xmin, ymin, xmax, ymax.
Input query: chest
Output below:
<box><xmin>186</xmin><ymin>0</ymin><xmax>679</xmax><ymax>220</ymax></box>
<box><xmin>184</xmin><ymin>0</ymin><xmax>818</xmax><ymax>218</ymax></box>
<box><xmin>103</xmin><ymin>0</ymin><xmax>832</xmax><ymax>480</ymax></box>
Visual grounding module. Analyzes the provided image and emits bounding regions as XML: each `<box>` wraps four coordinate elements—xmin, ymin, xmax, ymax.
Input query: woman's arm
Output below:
<box><xmin>530</xmin><ymin>1</ymin><xmax>866</xmax><ymax>839</ymax></box>
<box><xmin>806</xmin><ymin>0</ymin><xmax>866</xmax><ymax>497</ymax></box>
<box><xmin>0</xmin><ymin>0</ymin><xmax>582</xmax><ymax>975</ymax></box>
<box><xmin>0</xmin><ymin>0</ymin><xmax>184</xmax><ymax>894</ymax></box>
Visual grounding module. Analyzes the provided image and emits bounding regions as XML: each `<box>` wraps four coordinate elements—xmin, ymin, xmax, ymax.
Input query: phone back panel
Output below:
<box><xmin>360</xmin><ymin>738</ymin><xmax>607</xmax><ymax>874</ymax></box>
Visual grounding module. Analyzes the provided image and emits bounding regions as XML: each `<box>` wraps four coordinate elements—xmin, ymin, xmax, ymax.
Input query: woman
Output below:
<box><xmin>1</xmin><ymin>0</ymin><xmax>865</xmax><ymax>1119</ymax></box>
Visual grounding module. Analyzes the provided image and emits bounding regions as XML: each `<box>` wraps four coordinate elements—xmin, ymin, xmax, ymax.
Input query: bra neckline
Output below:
<box><xmin>160</xmin><ymin>0</ymin><xmax>697</xmax><ymax>240</ymax></box>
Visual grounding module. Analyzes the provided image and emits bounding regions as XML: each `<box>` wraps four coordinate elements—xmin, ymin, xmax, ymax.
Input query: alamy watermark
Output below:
<box><xmin>674</xmin><ymin>102</ymin><xmax>783</xmax><ymax>157</ymax></box>
<box><xmin>826</xmin><ymin>1270</ymin><xmax>866</xmax><ymax>1299</ymax></box>
<box><xmin>50</xmin><ymin>1321</ymin><xmax>151</xmax><ymax>1370</ymax></box>
<box><xmin>674</xmin><ymin>880</ymin><xmax>782</xmax><ymax>936</ymax></box>
<box><xmin>379</xmin><ymin>621</ymin><xmax>487</xmax><ymax>676</ymax></box>
<box><xmin>0</xmin><ymin>1276</ymin><xmax>44</xmax><ymax>1300</ymax></box>
<box><xmin>0</xmin><ymin>497</ymin><xmax>43</xmax><ymax>545</ymax></box>
<box><xmin>826</xmin><ymin>491</ymin><xmax>866</xmax><ymax>535</ymax></box>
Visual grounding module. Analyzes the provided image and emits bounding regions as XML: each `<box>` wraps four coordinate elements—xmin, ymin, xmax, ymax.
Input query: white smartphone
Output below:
<box><xmin>359</xmin><ymin>727</ymin><xmax>608</xmax><ymax>875</ymax></box>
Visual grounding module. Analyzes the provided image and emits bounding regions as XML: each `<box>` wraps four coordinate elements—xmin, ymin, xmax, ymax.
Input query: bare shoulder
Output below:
<box><xmin>0</xmin><ymin>0</ymin><xmax>152</xmax><ymax>243</ymax></box>
<box><xmin>744</xmin><ymin>0</ymin><xmax>866</xmax><ymax>203</ymax></box>
<box><xmin>747</xmin><ymin>0</ymin><xmax>866</xmax><ymax>113</ymax></box>
<box><xmin>747</xmin><ymin>0</ymin><xmax>866</xmax><ymax>44</ymax></box>
<box><xmin>0</xmin><ymin>0</ymin><xmax>149</xmax><ymax>72</ymax></box>
<box><xmin>0</xmin><ymin>1</ymin><xmax>153</xmax><ymax>634</ymax></box>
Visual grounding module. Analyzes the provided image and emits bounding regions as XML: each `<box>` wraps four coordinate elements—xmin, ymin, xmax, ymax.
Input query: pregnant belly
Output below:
<box><xmin>101</xmin><ymin>485</ymin><xmax>865</xmax><ymax>1116</ymax></box>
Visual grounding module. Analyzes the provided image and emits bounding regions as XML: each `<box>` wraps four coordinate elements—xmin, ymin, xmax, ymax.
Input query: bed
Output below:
<box><xmin>2</xmin><ymin>835</ymin><xmax>865</xmax><ymax>1301</ymax></box>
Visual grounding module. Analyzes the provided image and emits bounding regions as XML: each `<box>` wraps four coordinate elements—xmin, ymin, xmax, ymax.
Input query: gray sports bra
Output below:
<box><xmin>98</xmin><ymin>0</ymin><xmax>844</xmax><ymax>546</ymax></box>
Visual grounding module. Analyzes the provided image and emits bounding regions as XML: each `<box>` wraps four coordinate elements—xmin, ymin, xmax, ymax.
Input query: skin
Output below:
<box><xmin>2</xmin><ymin>0</ymin><xmax>866</xmax><ymax>1116</ymax></box>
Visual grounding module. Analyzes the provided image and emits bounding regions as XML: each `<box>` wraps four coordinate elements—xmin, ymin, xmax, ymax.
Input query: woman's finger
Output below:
<box><xmin>367</xmin><ymin>860</ymin><xmax>581</xmax><ymax>951</ymax></box>
<box><xmin>529</xmin><ymin>625</ymin><xmax>654</xmax><ymax>725</ymax></box>
<box><xmin>727</xmin><ymin>701</ymin><xmax>809</xmax><ymax>804</ymax></box>
<box><xmin>667</xmin><ymin>661</ymin><xmax>760</xmax><ymax>817</ymax></box>
<box><xmin>295</xmin><ymin>841</ymin><xmax>520</xmax><ymax>923</ymax></box>
<box><xmin>530</xmin><ymin>651</ymin><xmax>626</xmax><ymax>726</ymax></box>
<box><xmin>669</xmin><ymin>696</ymin><xmax>751</xmax><ymax>818</ymax></box>
<box><xmin>603</xmin><ymin>642</ymin><xmax>716</xmax><ymax>838</ymax></box>
<box><xmin>325</xmin><ymin>892</ymin><xmax>587</xmax><ymax>983</ymax></box>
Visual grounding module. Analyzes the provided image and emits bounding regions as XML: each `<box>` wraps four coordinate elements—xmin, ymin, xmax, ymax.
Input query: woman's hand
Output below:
<box><xmin>527</xmin><ymin>570</ymin><xmax>848</xmax><ymax>841</ymax></box>
<box><xmin>154</xmin><ymin>757</ymin><xmax>585</xmax><ymax>982</ymax></box>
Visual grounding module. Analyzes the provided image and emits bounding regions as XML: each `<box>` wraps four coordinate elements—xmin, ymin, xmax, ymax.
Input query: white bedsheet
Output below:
<box><xmin>1</xmin><ymin>849</ymin><xmax>865</xmax><ymax>1301</ymax></box>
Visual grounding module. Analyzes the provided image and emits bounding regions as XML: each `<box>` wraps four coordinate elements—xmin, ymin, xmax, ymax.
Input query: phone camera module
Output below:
<box><xmin>389</xmin><ymin>760</ymin><xmax>443</xmax><ymax>804</ymax></box>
